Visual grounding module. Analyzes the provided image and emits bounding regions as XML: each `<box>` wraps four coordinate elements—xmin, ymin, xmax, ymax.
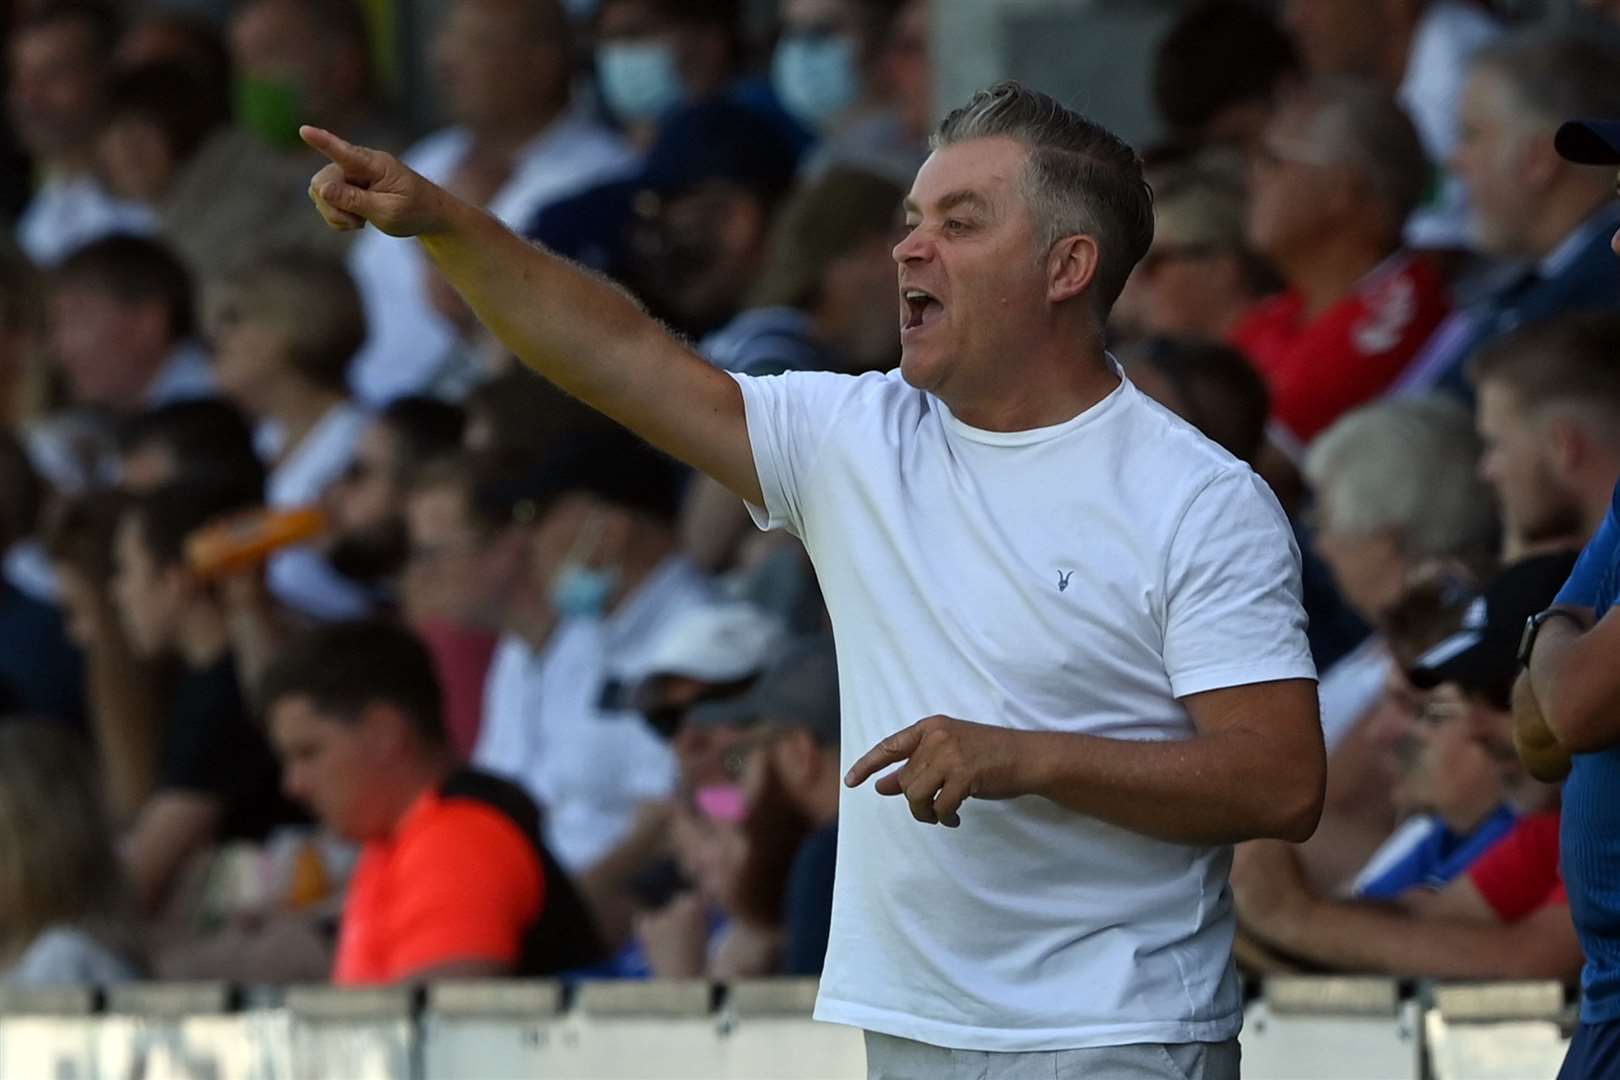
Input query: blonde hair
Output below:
<box><xmin>0</xmin><ymin>723</ymin><xmax>137</xmax><ymax>970</ymax></box>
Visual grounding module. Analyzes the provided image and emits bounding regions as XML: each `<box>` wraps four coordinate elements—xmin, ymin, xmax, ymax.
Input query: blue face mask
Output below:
<box><xmin>596</xmin><ymin>41</ymin><xmax>685</xmax><ymax>123</ymax></box>
<box><xmin>550</xmin><ymin>562</ymin><xmax>621</xmax><ymax>619</ymax></box>
<box><xmin>772</xmin><ymin>34</ymin><xmax>861</xmax><ymax>128</ymax></box>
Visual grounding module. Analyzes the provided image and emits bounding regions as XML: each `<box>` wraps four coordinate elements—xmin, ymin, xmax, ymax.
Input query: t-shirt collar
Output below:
<box><xmin>935</xmin><ymin>355</ymin><xmax>1128</xmax><ymax>447</ymax></box>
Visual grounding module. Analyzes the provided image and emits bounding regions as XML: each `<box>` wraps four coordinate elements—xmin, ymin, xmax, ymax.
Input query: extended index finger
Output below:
<box><xmin>845</xmin><ymin>723</ymin><xmax>925</xmax><ymax>788</ymax></box>
<box><xmin>299</xmin><ymin>125</ymin><xmax>383</xmax><ymax>182</ymax></box>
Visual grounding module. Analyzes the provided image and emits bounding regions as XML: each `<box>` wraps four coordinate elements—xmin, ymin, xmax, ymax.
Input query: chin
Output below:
<box><xmin>899</xmin><ymin>346</ymin><xmax>946</xmax><ymax>391</ymax></box>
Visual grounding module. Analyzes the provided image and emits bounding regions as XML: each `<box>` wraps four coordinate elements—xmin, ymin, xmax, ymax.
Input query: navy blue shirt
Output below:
<box><xmin>783</xmin><ymin>820</ymin><xmax>837</xmax><ymax>977</ymax></box>
<box><xmin>1555</xmin><ymin>481</ymin><xmax>1620</xmax><ymax>1023</ymax></box>
<box><xmin>0</xmin><ymin>582</ymin><xmax>84</xmax><ymax>729</ymax></box>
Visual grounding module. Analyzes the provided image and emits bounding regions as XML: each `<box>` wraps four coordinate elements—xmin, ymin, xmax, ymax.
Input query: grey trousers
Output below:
<box><xmin>864</xmin><ymin>1031</ymin><xmax>1242</xmax><ymax>1080</ymax></box>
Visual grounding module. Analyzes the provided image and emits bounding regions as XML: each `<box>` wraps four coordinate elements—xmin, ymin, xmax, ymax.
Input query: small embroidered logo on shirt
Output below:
<box><xmin>1057</xmin><ymin>570</ymin><xmax>1074</xmax><ymax>592</ymax></box>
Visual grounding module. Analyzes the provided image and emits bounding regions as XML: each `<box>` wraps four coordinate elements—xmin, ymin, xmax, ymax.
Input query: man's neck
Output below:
<box><xmin>176</xmin><ymin>604</ymin><xmax>231</xmax><ymax>671</ymax></box>
<box><xmin>943</xmin><ymin>335</ymin><xmax>1120</xmax><ymax>433</ymax></box>
<box><xmin>1281</xmin><ymin>232</ymin><xmax>1396</xmax><ymax>320</ymax></box>
<box><xmin>1524</xmin><ymin>187</ymin><xmax>1613</xmax><ymax>263</ymax></box>
<box><xmin>374</xmin><ymin>754</ymin><xmax>457</xmax><ymax>841</ymax></box>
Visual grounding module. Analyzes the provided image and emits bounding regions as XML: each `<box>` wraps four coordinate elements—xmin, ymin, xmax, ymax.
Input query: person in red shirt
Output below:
<box><xmin>1233</xmin><ymin>78</ymin><xmax>1451</xmax><ymax>451</ymax></box>
<box><xmin>261</xmin><ymin>618</ymin><xmax>605</xmax><ymax>984</ymax></box>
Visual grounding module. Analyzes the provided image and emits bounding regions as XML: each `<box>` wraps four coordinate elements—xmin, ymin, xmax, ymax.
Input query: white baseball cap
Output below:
<box><xmin>640</xmin><ymin>602</ymin><xmax>787</xmax><ymax>684</ymax></box>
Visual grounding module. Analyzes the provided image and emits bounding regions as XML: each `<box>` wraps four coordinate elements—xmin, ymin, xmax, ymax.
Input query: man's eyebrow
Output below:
<box><xmin>901</xmin><ymin>190</ymin><xmax>992</xmax><ymax>217</ymax></box>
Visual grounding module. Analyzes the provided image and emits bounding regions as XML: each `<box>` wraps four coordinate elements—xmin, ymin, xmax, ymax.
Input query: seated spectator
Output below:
<box><xmin>111</xmin><ymin>480</ymin><xmax>302</xmax><ymax>914</ymax></box>
<box><xmin>9</xmin><ymin>4</ymin><xmax>153</xmax><ymax>265</ymax></box>
<box><xmin>0</xmin><ymin>722</ymin><xmax>140</xmax><ymax>985</ymax></box>
<box><xmin>49</xmin><ymin>236</ymin><xmax>212</xmax><ymax>419</ymax></box>
<box><xmin>591</xmin><ymin>0</ymin><xmax>750</xmax><ymax>146</ymax></box>
<box><xmin>1298</xmin><ymin>396</ymin><xmax>1499</xmax><ymax>891</ymax></box>
<box><xmin>116</xmin><ymin>11</ymin><xmax>232</xmax><ymax>99</ymax></box>
<box><xmin>42</xmin><ymin>492</ymin><xmax>164</xmax><ymax>827</ymax></box>
<box><xmin>1281</xmin><ymin>0</ymin><xmax>1499</xmax><ymax>250</ymax></box>
<box><xmin>324</xmin><ymin>396</ymin><xmax>466</xmax><ymax>596</ymax></box>
<box><xmin>118</xmin><ymin>397</ymin><xmax>266</xmax><ymax>496</ymax></box>
<box><xmin>260</xmin><ymin>619</ymin><xmax>606</xmax><ymax>983</ymax></box>
<box><xmin>1112</xmin><ymin>160</ymin><xmax>1280</xmax><ymax>346</ymax></box>
<box><xmin>1151</xmin><ymin>0</ymin><xmax>1302</xmax><ymax>153</ymax></box>
<box><xmin>462</xmin><ymin>368</ymin><xmax>616</xmax><ymax>473</ymax></box>
<box><xmin>94</xmin><ymin>61</ymin><xmax>347</xmax><ymax>281</ymax></box>
<box><xmin>1469</xmin><ymin>313</ymin><xmax>1620</xmax><ymax>560</ymax></box>
<box><xmin>1233</xmin><ymin>77</ymin><xmax>1449</xmax><ymax>451</ymax></box>
<box><xmin>207</xmin><ymin>249</ymin><xmax>372</xmax><ymax>620</ymax></box>
<box><xmin>228</xmin><ymin>0</ymin><xmax>404</xmax><ymax>154</ymax></box>
<box><xmin>1398</xmin><ymin>32</ymin><xmax>1620</xmax><ymax>397</ymax></box>
<box><xmin>0</xmin><ymin>434</ymin><xmax>83</xmax><ymax>731</ymax></box>
<box><xmin>346</xmin><ymin>0</ymin><xmax>634</xmax><ymax>406</ymax></box>
<box><xmin>1232</xmin><ymin>554</ymin><xmax>1580</xmax><ymax>981</ymax></box>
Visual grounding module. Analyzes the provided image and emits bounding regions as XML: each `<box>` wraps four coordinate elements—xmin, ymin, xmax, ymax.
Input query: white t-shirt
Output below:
<box><xmin>474</xmin><ymin>557</ymin><xmax>711</xmax><ymax>873</ymax></box>
<box><xmin>734</xmin><ymin>366</ymin><xmax>1316</xmax><ymax>1051</ymax></box>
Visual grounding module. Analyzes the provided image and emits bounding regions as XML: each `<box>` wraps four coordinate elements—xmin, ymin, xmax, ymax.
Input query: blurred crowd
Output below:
<box><xmin>2</xmin><ymin>0</ymin><xmax>1620</xmax><ymax>998</ymax></box>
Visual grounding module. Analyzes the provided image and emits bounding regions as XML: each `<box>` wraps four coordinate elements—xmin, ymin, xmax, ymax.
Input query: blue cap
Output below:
<box><xmin>1556</xmin><ymin>119</ymin><xmax>1620</xmax><ymax>165</ymax></box>
<box><xmin>636</xmin><ymin>101</ymin><xmax>801</xmax><ymax>203</ymax></box>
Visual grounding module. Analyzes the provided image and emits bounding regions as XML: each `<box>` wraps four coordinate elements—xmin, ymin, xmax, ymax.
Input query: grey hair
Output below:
<box><xmin>933</xmin><ymin>80</ymin><xmax>1154</xmax><ymax>316</ymax></box>
<box><xmin>1304</xmin><ymin>396</ymin><xmax>1499</xmax><ymax>561</ymax></box>
<box><xmin>1470</xmin><ymin>29</ymin><xmax>1620</xmax><ymax>130</ymax></box>
<box><xmin>1289</xmin><ymin>77</ymin><xmax>1433</xmax><ymax>234</ymax></box>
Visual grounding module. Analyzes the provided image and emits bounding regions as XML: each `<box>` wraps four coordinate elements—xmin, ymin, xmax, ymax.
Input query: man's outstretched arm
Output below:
<box><xmin>301</xmin><ymin>126</ymin><xmax>764</xmax><ymax>506</ymax></box>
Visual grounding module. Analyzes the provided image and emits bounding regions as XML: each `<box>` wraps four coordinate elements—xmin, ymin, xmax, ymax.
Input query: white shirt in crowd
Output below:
<box><xmin>16</xmin><ymin>173</ymin><xmax>154</xmax><ymax>266</ymax></box>
<box><xmin>346</xmin><ymin>111</ymin><xmax>635</xmax><ymax>407</ymax></box>
<box><xmin>733</xmin><ymin>365</ymin><xmax>1316</xmax><ymax>1051</ymax></box>
<box><xmin>474</xmin><ymin>556</ymin><xmax>711</xmax><ymax>873</ymax></box>
<box><xmin>263</xmin><ymin>403</ymin><xmax>372</xmax><ymax>620</ymax></box>
<box><xmin>1317</xmin><ymin>635</ymin><xmax>1394</xmax><ymax>754</ymax></box>
<box><xmin>1399</xmin><ymin>0</ymin><xmax>1500</xmax><ymax>251</ymax></box>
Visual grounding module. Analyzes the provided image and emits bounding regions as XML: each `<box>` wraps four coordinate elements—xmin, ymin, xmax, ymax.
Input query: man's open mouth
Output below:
<box><xmin>902</xmin><ymin>288</ymin><xmax>942</xmax><ymax>331</ymax></box>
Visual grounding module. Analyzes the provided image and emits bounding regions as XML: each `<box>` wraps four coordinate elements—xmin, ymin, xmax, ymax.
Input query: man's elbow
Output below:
<box><xmin>1265</xmin><ymin>757</ymin><xmax>1326</xmax><ymax>843</ymax></box>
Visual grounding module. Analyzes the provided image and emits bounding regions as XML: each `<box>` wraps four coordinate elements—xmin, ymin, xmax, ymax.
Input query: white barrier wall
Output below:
<box><xmin>0</xmin><ymin>979</ymin><xmax>1578</xmax><ymax>1080</ymax></box>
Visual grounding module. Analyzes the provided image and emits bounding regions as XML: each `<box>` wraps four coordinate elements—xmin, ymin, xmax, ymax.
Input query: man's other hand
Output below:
<box><xmin>1512</xmin><ymin>672</ymin><xmax>1573</xmax><ymax>783</ymax></box>
<box><xmin>301</xmin><ymin>126</ymin><xmax>448</xmax><ymax>238</ymax></box>
<box><xmin>845</xmin><ymin>715</ymin><xmax>1027</xmax><ymax>828</ymax></box>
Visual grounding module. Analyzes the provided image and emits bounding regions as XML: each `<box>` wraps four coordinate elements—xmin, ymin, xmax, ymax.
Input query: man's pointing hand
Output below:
<box><xmin>301</xmin><ymin>125</ymin><xmax>448</xmax><ymax>238</ymax></box>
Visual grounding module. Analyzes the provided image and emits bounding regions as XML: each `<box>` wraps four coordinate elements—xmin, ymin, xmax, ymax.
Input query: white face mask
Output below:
<box><xmin>596</xmin><ymin>40</ymin><xmax>686</xmax><ymax>123</ymax></box>
<box><xmin>772</xmin><ymin>33</ymin><xmax>861</xmax><ymax>128</ymax></box>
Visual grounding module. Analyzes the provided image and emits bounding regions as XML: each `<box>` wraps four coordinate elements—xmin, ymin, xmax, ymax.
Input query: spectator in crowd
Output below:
<box><xmin>228</xmin><ymin>0</ymin><xmax>402</xmax><ymax>153</ymax></box>
<box><xmin>532</xmin><ymin>101</ymin><xmax>801</xmax><ymax>339</ymax></box>
<box><xmin>0</xmin><ymin>722</ymin><xmax>140</xmax><ymax>985</ymax></box>
<box><xmin>1512</xmin><ymin>112</ymin><xmax>1620</xmax><ymax>1080</ymax></box>
<box><xmin>1151</xmin><ymin>0</ymin><xmax>1302</xmax><ymax>153</ymax></box>
<box><xmin>8</xmin><ymin>3</ymin><xmax>152</xmax><ymax>265</ymax></box>
<box><xmin>94</xmin><ymin>61</ymin><xmax>347</xmax><ymax>281</ymax></box>
<box><xmin>118</xmin><ymin>397</ymin><xmax>266</xmax><ymax>496</ymax></box>
<box><xmin>1470</xmin><ymin>313</ymin><xmax>1620</xmax><ymax>561</ymax></box>
<box><xmin>1299</xmin><ymin>396</ymin><xmax>1499</xmax><ymax>891</ymax></box>
<box><xmin>1111</xmin><ymin>159</ymin><xmax>1279</xmax><ymax>344</ymax></box>
<box><xmin>1232</xmin><ymin>554</ymin><xmax>1579</xmax><ymax>983</ymax></box>
<box><xmin>1233</xmin><ymin>77</ymin><xmax>1450</xmax><ymax>452</ymax></box>
<box><xmin>207</xmin><ymin>249</ymin><xmax>371</xmax><ymax>621</ymax></box>
<box><xmin>1398</xmin><ymin>32</ymin><xmax>1620</xmax><ymax>397</ymax></box>
<box><xmin>116</xmin><ymin>10</ymin><xmax>232</xmax><ymax>100</ymax></box>
<box><xmin>49</xmin><ymin>235</ymin><xmax>212</xmax><ymax>417</ymax></box>
<box><xmin>111</xmin><ymin>480</ymin><xmax>301</xmax><ymax>915</ymax></box>
<box><xmin>471</xmin><ymin>434</ymin><xmax>711</xmax><ymax>898</ymax></box>
<box><xmin>1280</xmin><ymin>0</ymin><xmax>1499</xmax><ymax>250</ymax></box>
<box><xmin>325</xmin><ymin>396</ymin><xmax>466</xmax><ymax>596</ymax></box>
<box><xmin>462</xmin><ymin>367</ymin><xmax>616</xmax><ymax>473</ymax></box>
<box><xmin>591</xmin><ymin>0</ymin><xmax>748</xmax><ymax>146</ymax></box>
<box><xmin>261</xmin><ymin>619</ymin><xmax>606</xmax><ymax>983</ymax></box>
<box><xmin>42</xmin><ymin>491</ymin><xmax>164</xmax><ymax>828</ymax></box>
<box><xmin>0</xmin><ymin>434</ymin><xmax>83</xmax><ymax>730</ymax></box>
<box><xmin>347</xmin><ymin>0</ymin><xmax>635</xmax><ymax>406</ymax></box>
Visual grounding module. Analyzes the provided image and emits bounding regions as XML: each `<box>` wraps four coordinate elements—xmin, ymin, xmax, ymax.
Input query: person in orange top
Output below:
<box><xmin>1233</xmin><ymin>78</ymin><xmax>1450</xmax><ymax>453</ymax></box>
<box><xmin>260</xmin><ymin>619</ymin><xmax>605</xmax><ymax>984</ymax></box>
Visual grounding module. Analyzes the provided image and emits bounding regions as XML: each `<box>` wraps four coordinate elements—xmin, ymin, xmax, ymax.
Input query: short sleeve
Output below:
<box><xmin>1162</xmin><ymin>468</ymin><xmax>1317</xmax><ymax>698</ymax></box>
<box><xmin>1557</xmin><ymin>487</ymin><xmax>1620</xmax><ymax>610</ymax></box>
<box><xmin>383</xmin><ymin>803</ymin><xmax>544</xmax><ymax>979</ymax></box>
<box><xmin>730</xmin><ymin>370</ymin><xmax>867</xmax><ymax>538</ymax></box>
<box><xmin>1467</xmin><ymin>812</ymin><xmax>1564</xmax><ymax>923</ymax></box>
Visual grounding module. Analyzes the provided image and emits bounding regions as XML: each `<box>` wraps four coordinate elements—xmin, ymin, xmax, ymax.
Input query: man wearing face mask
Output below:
<box><xmin>471</xmin><ymin>431</ymin><xmax>714</xmax><ymax>913</ymax></box>
<box><xmin>592</xmin><ymin>0</ymin><xmax>746</xmax><ymax>148</ymax></box>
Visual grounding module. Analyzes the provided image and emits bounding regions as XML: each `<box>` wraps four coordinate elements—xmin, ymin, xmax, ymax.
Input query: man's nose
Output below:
<box><xmin>893</xmin><ymin>228</ymin><xmax>931</xmax><ymax>265</ymax></box>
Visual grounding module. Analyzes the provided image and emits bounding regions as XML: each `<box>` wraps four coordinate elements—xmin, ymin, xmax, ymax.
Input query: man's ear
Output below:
<box><xmin>1047</xmin><ymin>234</ymin><xmax>1100</xmax><ymax>305</ymax></box>
<box><xmin>1543</xmin><ymin>413</ymin><xmax>1587</xmax><ymax>479</ymax></box>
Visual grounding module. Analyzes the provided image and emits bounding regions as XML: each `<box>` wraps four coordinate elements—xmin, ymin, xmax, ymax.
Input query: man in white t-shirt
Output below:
<box><xmin>301</xmin><ymin>79</ymin><xmax>1325</xmax><ymax>1079</ymax></box>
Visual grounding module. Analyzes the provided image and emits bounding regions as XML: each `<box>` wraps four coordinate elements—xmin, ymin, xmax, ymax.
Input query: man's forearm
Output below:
<box><xmin>1531</xmin><ymin>611</ymin><xmax>1620</xmax><ymax>753</ymax></box>
<box><xmin>1023</xmin><ymin>728</ymin><xmax>1320</xmax><ymax>845</ymax></box>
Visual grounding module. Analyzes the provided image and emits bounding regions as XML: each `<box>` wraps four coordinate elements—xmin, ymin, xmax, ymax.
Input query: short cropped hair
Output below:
<box><xmin>119</xmin><ymin>397</ymin><xmax>266</xmax><ymax>497</ymax></box>
<box><xmin>54</xmin><ymin>235</ymin><xmax>194</xmax><ymax>342</ymax></box>
<box><xmin>933</xmin><ymin>81</ymin><xmax>1154</xmax><ymax>317</ymax></box>
<box><xmin>1291</xmin><ymin>77</ymin><xmax>1432</xmax><ymax>233</ymax></box>
<box><xmin>124</xmin><ymin>479</ymin><xmax>260</xmax><ymax>571</ymax></box>
<box><xmin>1468</xmin><ymin>311</ymin><xmax>1620</xmax><ymax>427</ymax></box>
<box><xmin>214</xmin><ymin>250</ymin><xmax>364</xmax><ymax>394</ymax></box>
<box><xmin>1152</xmin><ymin>0</ymin><xmax>1299</xmax><ymax>140</ymax></box>
<box><xmin>259</xmin><ymin>620</ymin><xmax>447</xmax><ymax>746</ymax></box>
<box><xmin>1471</xmin><ymin>29</ymin><xmax>1620</xmax><ymax>131</ymax></box>
<box><xmin>1305</xmin><ymin>396</ymin><xmax>1499</xmax><ymax>563</ymax></box>
<box><xmin>378</xmin><ymin>397</ymin><xmax>465</xmax><ymax>483</ymax></box>
<box><xmin>104</xmin><ymin>62</ymin><xmax>228</xmax><ymax>164</ymax></box>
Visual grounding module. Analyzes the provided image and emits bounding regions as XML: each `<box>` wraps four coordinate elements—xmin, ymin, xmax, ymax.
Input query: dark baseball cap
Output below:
<box><xmin>474</xmin><ymin>429</ymin><xmax>683</xmax><ymax>526</ymax></box>
<box><xmin>636</xmin><ymin>101</ymin><xmax>801</xmax><ymax>205</ymax></box>
<box><xmin>685</xmin><ymin>636</ymin><xmax>840</xmax><ymax>747</ymax></box>
<box><xmin>1408</xmin><ymin>551</ymin><xmax>1580</xmax><ymax>702</ymax></box>
<box><xmin>1556</xmin><ymin>119</ymin><xmax>1620</xmax><ymax>165</ymax></box>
